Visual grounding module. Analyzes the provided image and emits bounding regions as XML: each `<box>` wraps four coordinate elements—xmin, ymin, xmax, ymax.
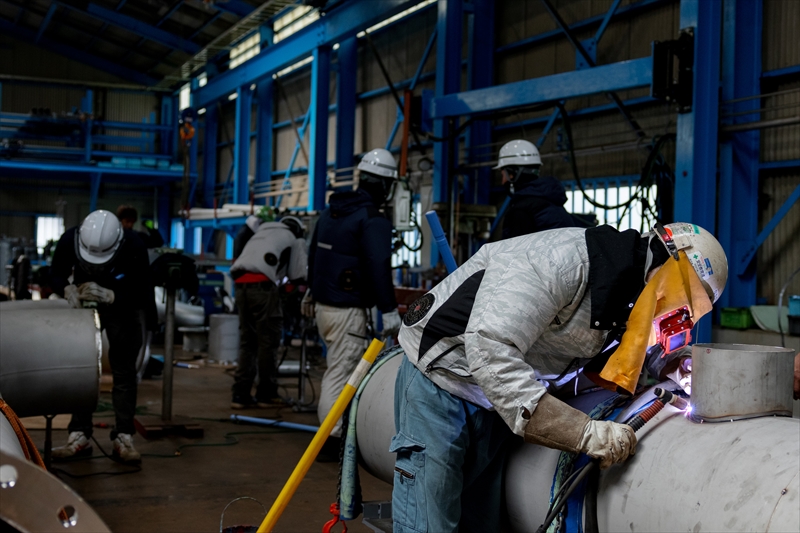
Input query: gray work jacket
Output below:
<box><xmin>398</xmin><ymin>228</ymin><xmax>678</xmax><ymax>437</ymax></box>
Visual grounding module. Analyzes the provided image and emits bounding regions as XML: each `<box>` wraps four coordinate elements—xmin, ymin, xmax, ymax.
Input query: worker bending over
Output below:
<box><xmin>302</xmin><ymin>148</ymin><xmax>402</xmax><ymax>462</ymax></box>
<box><xmin>230</xmin><ymin>209</ymin><xmax>308</xmax><ymax>409</ymax></box>
<box><xmin>392</xmin><ymin>223</ymin><xmax>728</xmax><ymax>532</ymax></box>
<box><xmin>51</xmin><ymin>210</ymin><xmax>156</xmax><ymax>464</ymax></box>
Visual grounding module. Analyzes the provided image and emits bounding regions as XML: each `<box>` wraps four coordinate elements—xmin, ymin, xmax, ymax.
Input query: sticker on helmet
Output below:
<box><xmin>687</xmin><ymin>251</ymin><xmax>712</xmax><ymax>280</ymax></box>
<box><xmin>403</xmin><ymin>293</ymin><xmax>435</xmax><ymax>326</ymax></box>
<box><xmin>669</xmin><ymin>223</ymin><xmax>701</xmax><ymax>236</ymax></box>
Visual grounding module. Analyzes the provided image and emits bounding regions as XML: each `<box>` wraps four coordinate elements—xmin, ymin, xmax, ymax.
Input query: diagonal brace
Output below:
<box><xmin>539</xmin><ymin>0</ymin><xmax>645</xmax><ymax>138</ymax></box>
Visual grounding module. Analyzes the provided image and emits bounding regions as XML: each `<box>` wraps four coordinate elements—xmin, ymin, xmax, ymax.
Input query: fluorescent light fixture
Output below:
<box><xmin>198</xmin><ymin>108</ymin><xmax>206</xmax><ymax>115</ymax></box>
<box><xmin>357</xmin><ymin>0</ymin><xmax>436</xmax><ymax>38</ymax></box>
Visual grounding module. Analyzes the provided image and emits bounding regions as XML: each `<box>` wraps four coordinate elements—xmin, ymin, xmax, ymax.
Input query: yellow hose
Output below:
<box><xmin>257</xmin><ymin>338</ymin><xmax>385</xmax><ymax>533</ymax></box>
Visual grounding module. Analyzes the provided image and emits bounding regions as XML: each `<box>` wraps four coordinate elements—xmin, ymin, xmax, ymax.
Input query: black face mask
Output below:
<box><xmin>359</xmin><ymin>176</ymin><xmax>390</xmax><ymax>205</ymax></box>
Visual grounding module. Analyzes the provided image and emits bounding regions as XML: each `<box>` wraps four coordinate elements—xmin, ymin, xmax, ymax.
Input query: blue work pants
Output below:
<box><xmin>392</xmin><ymin>355</ymin><xmax>514</xmax><ymax>533</ymax></box>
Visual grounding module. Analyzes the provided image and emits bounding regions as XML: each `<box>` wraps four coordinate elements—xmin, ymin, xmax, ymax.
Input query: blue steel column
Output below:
<box><xmin>234</xmin><ymin>85</ymin><xmax>252</xmax><ymax>205</ymax></box>
<box><xmin>674</xmin><ymin>0</ymin><xmax>721</xmax><ymax>342</ymax></box>
<box><xmin>160</xmin><ymin>95</ymin><xmax>173</xmax><ymax>155</ymax></box>
<box><xmin>432</xmin><ymin>0</ymin><xmax>462</xmax><ymax>267</ymax></box>
<box><xmin>309</xmin><ymin>46</ymin><xmax>331</xmax><ymax>212</ymax></box>
<box><xmin>83</xmin><ymin>89</ymin><xmax>93</xmax><ymax>163</ymax></box>
<box><xmin>433</xmin><ymin>0</ymin><xmax>462</xmax><ymax>204</ymax></box>
<box><xmin>256</xmin><ymin>79</ymin><xmax>274</xmax><ymax>191</ymax></box>
<box><xmin>201</xmin><ymin>105</ymin><xmax>218</xmax><ymax>254</ymax></box>
<box><xmin>718</xmin><ymin>0</ymin><xmax>761</xmax><ymax>308</ymax></box>
<box><xmin>465</xmin><ymin>0</ymin><xmax>493</xmax><ymax>205</ymax></box>
<box><xmin>157</xmin><ymin>185</ymin><xmax>171</xmax><ymax>245</ymax></box>
<box><xmin>335</xmin><ymin>37</ymin><xmax>358</xmax><ymax>191</ymax></box>
<box><xmin>89</xmin><ymin>172</ymin><xmax>101</xmax><ymax>212</ymax></box>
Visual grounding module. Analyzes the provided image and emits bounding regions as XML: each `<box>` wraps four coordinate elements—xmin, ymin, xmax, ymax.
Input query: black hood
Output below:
<box><xmin>510</xmin><ymin>176</ymin><xmax>568</xmax><ymax>206</ymax></box>
<box><xmin>585</xmin><ymin>225</ymin><xmax>670</xmax><ymax>330</ymax></box>
<box><xmin>329</xmin><ymin>189</ymin><xmax>378</xmax><ymax>217</ymax></box>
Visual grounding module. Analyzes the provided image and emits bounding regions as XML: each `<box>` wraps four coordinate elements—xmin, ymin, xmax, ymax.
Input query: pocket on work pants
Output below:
<box><xmin>390</xmin><ymin>432</ymin><xmax>427</xmax><ymax>532</ymax></box>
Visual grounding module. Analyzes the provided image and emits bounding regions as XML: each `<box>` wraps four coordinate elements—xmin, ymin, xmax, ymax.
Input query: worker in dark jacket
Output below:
<box><xmin>50</xmin><ymin>209</ymin><xmax>156</xmax><ymax>464</ymax></box>
<box><xmin>496</xmin><ymin>139</ymin><xmax>581</xmax><ymax>239</ymax></box>
<box><xmin>302</xmin><ymin>148</ymin><xmax>401</xmax><ymax>461</ymax></box>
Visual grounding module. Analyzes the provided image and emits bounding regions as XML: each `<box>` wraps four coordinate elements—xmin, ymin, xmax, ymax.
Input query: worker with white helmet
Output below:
<box><xmin>302</xmin><ymin>148</ymin><xmax>402</xmax><ymax>461</ymax></box>
<box><xmin>229</xmin><ymin>210</ymin><xmax>308</xmax><ymax>409</ymax></box>
<box><xmin>49</xmin><ymin>209</ymin><xmax>156</xmax><ymax>464</ymax></box>
<box><xmin>494</xmin><ymin>139</ymin><xmax>584</xmax><ymax>239</ymax></box>
<box><xmin>391</xmin><ymin>222</ymin><xmax>728</xmax><ymax>532</ymax></box>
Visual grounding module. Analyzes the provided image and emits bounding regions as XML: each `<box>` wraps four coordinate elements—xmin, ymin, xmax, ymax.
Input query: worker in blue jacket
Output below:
<box><xmin>302</xmin><ymin>148</ymin><xmax>401</xmax><ymax>461</ymax></box>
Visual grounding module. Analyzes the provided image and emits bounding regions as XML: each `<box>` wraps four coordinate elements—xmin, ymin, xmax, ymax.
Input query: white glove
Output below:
<box><xmin>64</xmin><ymin>284</ymin><xmax>81</xmax><ymax>308</ymax></box>
<box><xmin>78</xmin><ymin>282</ymin><xmax>115</xmax><ymax>304</ymax></box>
<box><xmin>300</xmin><ymin>289</ymin><xmax>315</xmax><ymax>318</ymax></box>
<box><xmin>580</xmin><ymin>420</ymin><xmax>637</xmax><ymax>469</ymax></box>
<box><xmin>380</xmin><ymin>309</ymin><xmax>401</xmax><ymax>339</ymax></box>
<box><xmin>665</xmin><ymin>357</ymin><xmax>692</xmax><ymax>395</ymax></box>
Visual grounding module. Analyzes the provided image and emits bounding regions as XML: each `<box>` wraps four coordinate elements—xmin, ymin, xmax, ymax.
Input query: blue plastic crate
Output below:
<box><xmin>126</xmin><ymin>157</ymin><xmax>142</xmax><ymax>168</ymax></box>
<box><xmin>169</xmin><ymin>163</ymin><xmax>185</xmax><ymax>172</ymax></box>
<box><xmin>789</xmin><ymin>295</ymin><xmax>800</xmax><ymax>317</ymax></box>
<box><xmin>141</xmin><ymin>157</ymin><xmax>157</xmax><ymax>167</ymax></box>
<box><xmin>157</xmin><ymin>160</ymin><xmax>170</xmax><ymax>169</ymax></box>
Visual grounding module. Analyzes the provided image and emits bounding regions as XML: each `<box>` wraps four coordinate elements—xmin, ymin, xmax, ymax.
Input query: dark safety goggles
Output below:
<box><xmin>653</xmin><ymin>306</ymin><xmax>694</xmax><ymax>355</ymax></box>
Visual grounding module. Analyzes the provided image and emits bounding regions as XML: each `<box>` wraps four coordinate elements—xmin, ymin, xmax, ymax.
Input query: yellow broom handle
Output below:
<box><xmin>257</xmin><ymin>338</ymin><xmax>385</xmax><ymax>533</ymax></box>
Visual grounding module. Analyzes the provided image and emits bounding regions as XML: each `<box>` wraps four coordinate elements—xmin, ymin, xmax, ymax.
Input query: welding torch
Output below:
<box><xmin>536</xmin><ymin>388</ymin><xmax>691</xmax><ymax>533</ymax></box>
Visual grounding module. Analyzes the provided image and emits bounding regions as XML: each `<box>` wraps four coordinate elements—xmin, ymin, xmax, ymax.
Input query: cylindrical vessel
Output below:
<box><xmin>180</xmin><ymin>326</ymin><xmax>208</xmax><ymax>353</ymax></box>
<box><xmin>692</xmin><ymin>343</ymin><xmax>795</xmax><ymax>421</ymax></box>
<box><xmin>0</xmin><ymin>308</ymin><xmax>101</xmax><ymax>418</ymax></box>
<box><xmin>356</xmin><ymin>352</ymin><xmax>800</xmax><ymax>533</ymax></box>
<box><xmin>208</xmin><ymin>314</ymin><xmax>240</xmax><ymax>363</ymax></box>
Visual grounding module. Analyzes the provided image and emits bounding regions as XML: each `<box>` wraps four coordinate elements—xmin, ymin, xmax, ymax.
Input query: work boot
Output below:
<box><xmin>112</xmin><ymin>433</ymin><xmax>141</xmax><ymax>464</ymax></box>
<box><xmin>256</xmin><ymin>396</ymin><xmax>287</xmax><ymax>408</ymax></box>
<box><xmin>231</xmin><ymin>395</ymin><xmax>258</xmax><ymax>409</ymax></box>
<box><xmin>52</xmin><ymin>431</ymin><xmax>92</xmax><ymax>459</ymax></box>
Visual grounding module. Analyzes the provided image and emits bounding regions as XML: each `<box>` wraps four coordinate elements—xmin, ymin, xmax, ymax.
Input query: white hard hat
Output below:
<box><xmin>357</xmin><ymin>148</ymin><xmax>398</xmax><ymax>179</ymax></box>
<box><xmin>654</xmin><ymin>222</ymin><xmax>728</xmax><ymax>303</ymax></box>
<box><xmin>77</xmin><ymin>210</ymin><xmax>123</xmax><ymax>265</ymax></box>
<box><xmin>493</xmin><ymin>139</ymin><xmax>542</xmax><ymax>169</ymax></box>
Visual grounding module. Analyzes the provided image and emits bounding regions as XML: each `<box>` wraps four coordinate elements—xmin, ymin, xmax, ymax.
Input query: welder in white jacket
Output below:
<box><xmin>392</xmin><ymin>223</ymin><xmax>728</xmax><ymax>533</ymax></box>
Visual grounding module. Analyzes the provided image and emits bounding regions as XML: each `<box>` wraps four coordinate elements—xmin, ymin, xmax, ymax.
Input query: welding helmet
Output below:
<box><xmin>493</xmin><ymin>139</ymin><xmax>542</xmax><ymax>169</ymax></box>
<box><xmin>588</xmin><ymin>223</ymin><xmax>726</xmax><ymax>394</ymax></box>
<box><xmin>75</xmin><ymin>210</ymin><xmax>124</xmax><ymax>273</ymax></box>
<box><xmin>281</xmin><ymin>216</ymin><xmax>306</xmax><ymax>239</ymax></box>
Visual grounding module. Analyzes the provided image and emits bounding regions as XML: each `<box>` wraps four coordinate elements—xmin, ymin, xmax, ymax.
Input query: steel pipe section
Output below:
<box><xmin>356</xmin><ymin>352</ymin><xmax>800</xmax><ymax>532</ymax></box>
<box><xmin>0</xmin><ymin>304</ymin><xmax>101</xmax><ymax>418</ymax></box>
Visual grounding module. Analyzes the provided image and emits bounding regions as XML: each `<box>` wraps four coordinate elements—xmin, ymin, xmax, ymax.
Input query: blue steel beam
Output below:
<box><xmin>761</xmin><ymin>64</ymin><xmax>800</xmax><ymax>82</ymax></box>
<box><xmin>0</xmin><ymin>19</ymin><xmax>158</xmax><ymax>86</ymax></box>
<box><xmin>0</xmin><ymin>160</ymin><xmax>190</xmax><ymax>180</ymax></box>
<box><xmin>210</xmin><ymin>0</ymin><xmax>254</xmax><ymax>17</ymax></box>
<box><xmin>738</xmin><ymin>183</ymin><xmax>800</xmax><ymax>274</ymax></box>
<box><xmin>594</xmin><ymin>0</ymin><xmax>623</xmax><ymax>42</ymax></box>
<box><xmin>233</xmin><ymin>85</ymin><xmax>252</xmax><ymax>205</ymax></box>
<box><xmin>193</xmin><ymin>0</ymin><xmax>420</xmax><ymax>108</ymax></box>
<box><xmin>335</xmin><ymin>37</ymin><xmax>358</xmax><ymax>187</ymax></box>
<box><xmin>431</xmin><ymin>57</ymin><xmax>652</xmax><ymax>118</ymax></box>
<box><xmin>65</xmin><ymin>2</ymin><xmax>201</xmax><ymax>55</ymax></box>
<box><xmin>309</xmin><ymin>46</ymin><xmax>331</xmax><ymax>212</ymax></box>
<box><xmin>673</xmin><ymin>0</ymin><xmax>721</xmax><ymax>343</ymax></box>
<box><xmin>89</xmin><ymin>173</ymin><xmax>102</xmax><ymax>212</ymax></box>
<box><xmin>36</xmin><ymin>4</ymin><xmax>57</xmax><ymax>43</ymax></box>
<box><xmin>718</xmin><ymin>0</ymin><xmax>762</xmax><ymax>308</ymax></box>
<box><xmin>120</xmin><ymin>0</ymin><xmax>186</xmax><ymax>62</ymax></box>
<box><xmin>256</xmin><ymin>79</ymin><xmax>274</xmax><ymax>187</ymax></box>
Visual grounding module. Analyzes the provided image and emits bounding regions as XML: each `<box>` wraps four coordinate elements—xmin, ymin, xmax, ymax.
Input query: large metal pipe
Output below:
<box><xmin>0</xmin><ymin>306</ymin><xmax>101</xmax><ymax>418</ymax></box>
<box><xmin>355</xmin><ymin>352</ymin><xmax>800</xmax><ymax>532</ymax></box>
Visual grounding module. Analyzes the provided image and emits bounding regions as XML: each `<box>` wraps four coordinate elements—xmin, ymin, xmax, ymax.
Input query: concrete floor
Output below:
<box><xmin>29</xmin><ymin>345</ymin><xmax>393</xmax><ymax>533</ymax></box>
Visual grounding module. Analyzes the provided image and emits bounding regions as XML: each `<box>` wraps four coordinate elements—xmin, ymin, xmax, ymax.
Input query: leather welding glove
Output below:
<box><xmin>665</xmin><ymin>356</ymin><xmax>692</xmax><ymax>395</ymax></box>
<box><xmin>78</xmin><ymin>282</ymin><xmax>115</xmax><ymax>305</ymax></box>
<box><xmin>300</xmin><ymin>289</ymin><xmax>315</xmax><ymax>318</ymax></box>
<box><xmin>380</xmin><ymin>309</ymin><xmax>402</xmax><ymax>339</ymax></box>
<box><xmin>64</xmin><ymin>284</ymin><xmax>81</xmax><ymax>308</ymax></box>
<box><xmin>523</xmin><ymin>393</ymin><xmax>637</xmax><ymax>469</ymax></box>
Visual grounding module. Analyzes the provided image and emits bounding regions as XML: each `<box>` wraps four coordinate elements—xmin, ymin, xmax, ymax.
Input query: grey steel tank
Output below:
<box><xmin>355</xmin><ymin>347</ymin><xmax>800</xmax><ymax>532</ymax></box>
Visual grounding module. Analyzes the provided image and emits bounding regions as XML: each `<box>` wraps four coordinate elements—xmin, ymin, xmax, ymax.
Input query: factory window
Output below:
<box><xmin>563</xmin><ymin>178</ymin><xmax>658</xmax><ymax>232</ymax></box>
<box><xmin>179</xmin><ymin>83</ymin><xmax>191</xmax><ymax>111</ymax></box>
<box><xmin>392</xmin><ymin>201</ymin><xmax>422</xmax><ymax>268</ymax></box>
<box><xmin>273</xmin><ymin>6</ymin><xmax>319</xmax><ymax>44</ymax></box>
<box><xmin>230</xmin><ymin>34</ymin><xmax>261</xmax><ymax>69</ymax></box>
<box><xmin>36</xmin><ymin>216</ymin><xmax>64</xmax><ymax>254</ymax></box>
